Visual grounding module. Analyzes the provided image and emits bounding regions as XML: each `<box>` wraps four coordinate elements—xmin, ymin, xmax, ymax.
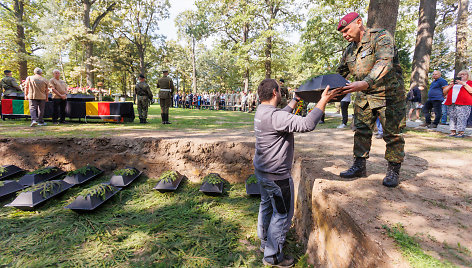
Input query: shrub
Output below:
<box><xmin>67</xmin><ymin>165</ymin><xmax>101</xmax><ymax>176</ymax></box>
<box><xmin>20</xmin><ymin>181</ymin><xmax>62</xmax><ymax>198</ymax></box>
<box><xmin>159</xmin><ymin>170</ymin><xmax>178</xmax><ymax>184</ymax></box>
<box><xmin>113</xmin><ymin>168</ymin><xmax>136</xmax><ymax>176</ymax></box>
<box><xmin>246</xmin><ymin>175</ymin><xmax>258</xmax><ymax>184</ymax></box>
<box><xmin>27</xmin><ymin>167</ymin><xmax>58</xmax><ymax>175</ymax></box>
<box><xmin>203</xmin><ymin>174</ymin><xmax>223</xmax><ymax>185</ymax></box>
<box><xmin>78</xmin><ymin>184</ymin><xmax>115</xmax><ymax>200</ymax></box>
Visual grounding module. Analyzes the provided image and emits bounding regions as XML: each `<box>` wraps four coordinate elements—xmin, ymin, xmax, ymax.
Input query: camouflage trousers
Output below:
<box><xmin>137</xmin><ymin>95</ymin><xmax>150</xmax><ymax>120</ymax></box>
<box><xmin>353</xmin><ymin>101</ymin><xmax>406</xmax><ymax>163</ymax></box>
<box><xmin>277</xmin><ymin>97</ymin><xmax>288</xmax><ymax>109</ymax></box>
<box><xmin>160</xmin><ymin>97</ymin><xmax>172</xmax><ymax>114</ymax></box>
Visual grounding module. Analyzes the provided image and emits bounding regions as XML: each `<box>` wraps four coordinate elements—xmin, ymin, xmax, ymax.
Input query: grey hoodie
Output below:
<box><xmin>253</xmin><ymin>104</ymin><xmax>323</xmax><ymax>180</ymax></box>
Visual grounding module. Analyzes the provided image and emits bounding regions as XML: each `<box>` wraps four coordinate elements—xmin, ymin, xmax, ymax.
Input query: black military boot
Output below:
<box><xmin>166</xmin><ymin>114</ymin><xmax>171</xmax><ymax>124</ymax></box>
<box><xmin>139</xmin><ymin>118</ymin><xmax>144</xmax><ymax>124</ymax></box>
<box><xmin>161</xmin><ymin>114</ymin><xmax>165</xmax><ymax>124</ymax></box>
<box><xmin>340</xmin><ymin>157</ymin><xmax>367</xmax><ymax>178</ymax></box>
<box><xmin>383</xmin><ymin>162</ymin><xmax>401</xmax><ymax>187</ymax></box>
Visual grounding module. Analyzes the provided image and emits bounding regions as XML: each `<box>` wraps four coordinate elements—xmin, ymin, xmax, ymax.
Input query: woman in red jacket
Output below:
<box><xmin>443</xmin><ymin>70</ymin><xmax>472</xmax><ymax>138</ymax></box>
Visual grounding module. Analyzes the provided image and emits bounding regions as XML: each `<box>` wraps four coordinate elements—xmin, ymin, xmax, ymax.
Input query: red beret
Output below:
<box><xmin>337</xmin><ymin>12</ymin><xmax>360</xmax><ymax>31</ymax></box>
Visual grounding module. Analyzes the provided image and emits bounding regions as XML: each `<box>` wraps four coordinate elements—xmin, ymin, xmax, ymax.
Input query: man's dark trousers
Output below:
<box><xmin>422</xmin><ymin>100</ymin><xmax>442</xmax><ymax>125</ymax></box>
<box><xmin>52</xmin><ymin>99</ymin><xmax>66</xmax><ymax>123</ymax></box>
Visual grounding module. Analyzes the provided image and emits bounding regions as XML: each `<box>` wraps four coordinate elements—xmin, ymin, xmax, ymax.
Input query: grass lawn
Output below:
<box><xmin>0</xmin><ymin>103</ymin><xmax>345</xmax><ymax>138</ymax></box>
<box><xmin>0</xmin><ymin>174</ymin><xmax>309</xmax><ymax>267</ymax></box>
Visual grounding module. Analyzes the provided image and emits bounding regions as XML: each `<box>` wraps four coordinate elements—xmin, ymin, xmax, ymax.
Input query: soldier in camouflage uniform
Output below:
<box><xmin>135</xmin><ymin>74</ymin><xmax>153</xmax><ymax>123</ymax></box>
<box><xmin>336</xmin><ymin>12</ymin><xmax>406</xmax><ymax>187</ymax></box>
<box><xmin>157</xmin><ymin>70</ymin><xmax>175</xmax><ymax>124</ymax></box>
<box><xmin>277</xmin><ymin>79</ymin><xmax>289</xmax><ymax>108</ymax></box>
<box><xmin>1</xmin><ymin>70</ymin><xmax>22</xmax><ymax>97</ymax></box>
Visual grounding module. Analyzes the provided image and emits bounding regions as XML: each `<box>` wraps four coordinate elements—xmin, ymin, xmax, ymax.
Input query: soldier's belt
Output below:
<box><xmin>160</xmin><ymin>89</ymin><xmax>171</xmax><ymax>92</ymax></box>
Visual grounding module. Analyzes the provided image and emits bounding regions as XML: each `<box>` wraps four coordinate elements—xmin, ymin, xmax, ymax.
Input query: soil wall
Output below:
<box><xmin>292</xmin><ymin>158</ymin><xmax>396</xmax><ymax>268</ymax></box>
<box><xmin>0</xmin><ymin>137</ymin><xmax>255</xmax><ymax>183</ymax></box>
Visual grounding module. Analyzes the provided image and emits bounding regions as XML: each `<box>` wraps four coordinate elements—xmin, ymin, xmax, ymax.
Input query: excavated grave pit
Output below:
<box><xmin>0</xmin><ymin>137</ymin><xmax>410</xmax><ymax>267</ymax></box>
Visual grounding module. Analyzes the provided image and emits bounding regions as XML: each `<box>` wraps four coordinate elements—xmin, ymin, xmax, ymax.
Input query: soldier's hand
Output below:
<box><xmin>342</xmin><ymin>81</ymin><xmax>369</xmax><ymax>93</ymax></box>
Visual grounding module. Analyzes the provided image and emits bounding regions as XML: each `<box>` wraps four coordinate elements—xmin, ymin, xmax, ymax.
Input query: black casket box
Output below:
<box><xmin>109</xmin><ymin>168</ymin><xmax>142</xmax><ymax>187</ymax></box>
<box><xmin>0</xmin><ymin>180</ymin><xmax>25</xmax><ymax>199</ymax></box>
<box><xmin>18</xmin><ymin>167</ymin><xmax>65</xmax><ymax>186</ymax></box>
<box><xmin>63</xmin><ymin>166</ymin><xmax>103</xmax><ymax>185</ymax></box>
<box><xmin>199</xmin><ymin>173</ymin><xmax>225</xmax><ymax>195</ymax></box>
<box><xmin>296</xmin><ymin>74</ymin><xmax>348</xmax><ymax>103</ymax></box>
<box><xmin>65</xmin><ymin>183</ymin><xmax>121</xmax><ymax>212</ymax></box>
<box><xmin>0</xmin><ymin>165</ymin><xmax>25</xmax><ymax>180</ymax></box>
<box><xmin>5</xmin><ymin>180</ymin><xmax>73</xmax><ymax>210</ymax></box>
<box><xmin>245</xmin><ymin>174</ymin><xmax>260</xmax><ymax>196</ymax></box>
<box><xmin>153</xmin><ymin>171</ymin><xmax>185</xmax><ymax>192</ymax></box>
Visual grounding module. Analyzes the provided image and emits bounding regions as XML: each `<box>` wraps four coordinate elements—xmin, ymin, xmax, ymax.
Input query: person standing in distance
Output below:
<box><xmin>254</xmin><ymin>79</ymin><xmax>341</xmax><ymax>267</ymax></box>
<box><xmin>336</xmin><ymin>12</ymin><xmax>406</xmax><ymax>187</ymax></box>
<box><xmin>24</xmin><ymin>68</ymin><xmax>49</xmax><ymax>127</ymax></box>
<box><xmin>135</xmin><ymin>74</ymin><xmax>153</xmax><ymax>124</ymax></box>
<box><xmin>420</xmin><ymin>70</ymin><xmax>448</xmax><ymax>128</ymax></box>
<box><xmin>157</xmin><ymin>70</ymin><xmax>175</xmax><ymax>124</ymax></box>
<box><xmin>49</xmin><ymin>69</ymin><xmax>68</xmax><ymax>124</ymax></box>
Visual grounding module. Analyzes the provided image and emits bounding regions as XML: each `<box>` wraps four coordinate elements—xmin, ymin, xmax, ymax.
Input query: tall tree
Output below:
<box><xmin>454</xmin><ymin>0</ymin><xmax>469</xmax><ymax>76</ymax></box>
<box><xmin>1</xmin><ymin>0</ymin><xmax>28</xmax><ymax>79</ymax></box>
<box><xmin>410</xmin><ymin>0</ymin><xmax>438</xmax><ymax>92</ymax></box>
<box><xmin>81</xmin><ymin>0</ymin><xmax>116</xmax><ymax>88</ymax></box>
<box><xmin>366</xmin><ymin>0</ymin><xmax>400</xmax><ymax>34</ymax></box>
<box><xmin>117</xmin><ymin>0</ymin><xmax>169</xmax><ymax>76</ymax></box>
<box><xmin>254</xmin><ymin>0</ymin><xmax>300</xmax><ymax>79</ymax></box>
<box><xmin>176</xmin><ymin>9</ymin><xmax>211</xmax><ymax>93</ymax></box>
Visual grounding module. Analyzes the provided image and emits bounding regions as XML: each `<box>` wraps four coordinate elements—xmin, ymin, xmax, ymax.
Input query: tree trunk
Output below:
<box><xmin>243</xmin><ymin>22</ymin><xmax>250</xmax><ymax>93</ymax></box>
<box><xmin>367</xmin><ymin>0</ymin><xmax>400</xmax><ymax>35</ymax></box>
<box><xmin>84</xmin><ymin>42</ymin><xmax>94</xmax><ymax>88</ymax></box>
<box><xmin>454</xmin><ymin>0</ymin><xmax>469</xmax><ymax>76</ymax></box>
<box><xmin>192</xmin><ymin>38</ymin><xmax>197</xmax><ymax>93</ymax></box>
<box><xmin>138</xmin><ymin>46</ymin><xmax>145</xmax><ymax>76</ymax></box>
<box><xmin>264</xmin><ymin>34</ymin><xmax>272</xmax><ymax>79</ymax></box>
<box><xmin>83</xmin><ymin>0</ymin><xmax>94</xmax><ymax>88</ymax></box>
<box><xmin>410</xmin><ymin>0</ymin><xmax>437</xmax><ymax>93</ymax></box>
<box><xmin>14</xmin><ymin>0</ymin><xmax>27</xmax><ymax>80</ymax></box>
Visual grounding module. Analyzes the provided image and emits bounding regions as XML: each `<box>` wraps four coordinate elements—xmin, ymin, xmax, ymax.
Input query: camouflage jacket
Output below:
<box><xmin>1</xmin><ymin>76</ymin><xmax>21</xmax><ymax>93</ymax></box>
<box><xmin>337</xmin><ymin>28</ymin><xmax>405</xmax><ymax>109</ymax></box>
<box><xmin>135</xmin><ymin>81</ymin><xmax>153</xmax><ymax>99</ymax></box>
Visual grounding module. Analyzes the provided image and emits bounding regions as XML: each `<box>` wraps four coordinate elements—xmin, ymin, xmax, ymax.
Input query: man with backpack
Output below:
<box><xmin>407</xmin><ymin>86</ymin><xmax>422</xmax><ymax>122</ymax></box>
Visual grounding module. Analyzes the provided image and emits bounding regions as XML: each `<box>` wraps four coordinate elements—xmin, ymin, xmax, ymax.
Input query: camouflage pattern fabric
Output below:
<box><xmin>353</xmin><ymin>101</ymin><xmax>406</xmax><ymax>163</ymax></box>
<box><xmin>1</xmin><ymin>76</ymin><xmax>22</xmax><ymax>95</ymax></box>
<box><xmin>337</xmin><ymin>28</ymin><xmax>406</xmax><ymax>109</ymax></box>
<box><xmin>137</xmin><ymin>95</ymin><xmax>150</xmax><ymax>120</ymax></box>
<box><xmin>337</xmin><ymin>28</ymin><xmax>406</xmax><ymax>163</ymax></box>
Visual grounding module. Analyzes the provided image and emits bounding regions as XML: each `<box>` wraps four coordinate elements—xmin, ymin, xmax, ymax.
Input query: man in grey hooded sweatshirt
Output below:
<box><xmin>254</xmin><ymin>78</ymin><xmax>341</xmax><ymax>267</ymax></box>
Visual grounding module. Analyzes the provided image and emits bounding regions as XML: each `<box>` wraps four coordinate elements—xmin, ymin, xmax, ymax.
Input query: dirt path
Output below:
<box><xmin>294</xmin><ymin>128</ymin><xmax>472</xmax><ymax>267</ymax></box>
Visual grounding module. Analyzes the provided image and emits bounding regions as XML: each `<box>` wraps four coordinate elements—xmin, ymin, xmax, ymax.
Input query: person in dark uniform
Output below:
<box><xmin>157</xmin><ymin>70</ymin><xmax>175</xmax><ymax>124</ymax></box>
<box><xmin>1</xmin><ymin>70</ymin><xmax>22</xmax><ymax>97</ymax></box>
<box><xmin>277</xmin><ymin>79</ymin><xmax>289</xmax><ymax>108</ymax></box>
<box><xmin>135</xmin><ymin>74</ymin><xmax>153</xmax><ymax>123</ymax></box>
<box><xmin>336</xmin><ymin>12</ymin><xmax>406</xmax><ymax>187</ymax></box>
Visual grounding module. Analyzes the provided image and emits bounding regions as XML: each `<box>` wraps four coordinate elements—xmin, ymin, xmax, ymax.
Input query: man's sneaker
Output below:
<box><xmin>38</xmin><ymin>122</ymin><xmax>47</xmax><ymax>126</ymax></box>
<box><xmin>415</xmin><ymin>119</ymin><xmax>422</xmax><ymax>123</ymax></box>
<box><xmin>262</xmin><ymin>255</ymin><xmax>294</xmax><ymax>268</ymax></box>
<box><xmin>427</xmin><ymin>123</ymin><xmax>437</xmax><ymax>128</ymax></box>
<box><xmin>337</xmin><ymin>123</ymin><xmax>347</xmax><ymax>129</ymax></box>
<box><xmin>30</xmin><ymin>121</ymin><xmax>38</xmax><ymax>127</ymax></box>
<box><xmin>375</xmin><ymin>133</ymin><xmax>383</xmax><ymax>139</ymax></box>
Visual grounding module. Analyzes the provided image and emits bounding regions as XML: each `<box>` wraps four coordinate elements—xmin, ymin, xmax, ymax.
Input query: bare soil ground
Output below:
<box><xmin>1</xmin><ymin>126</ymin><xmax>471</xmax><ymax>267</ymax></box>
